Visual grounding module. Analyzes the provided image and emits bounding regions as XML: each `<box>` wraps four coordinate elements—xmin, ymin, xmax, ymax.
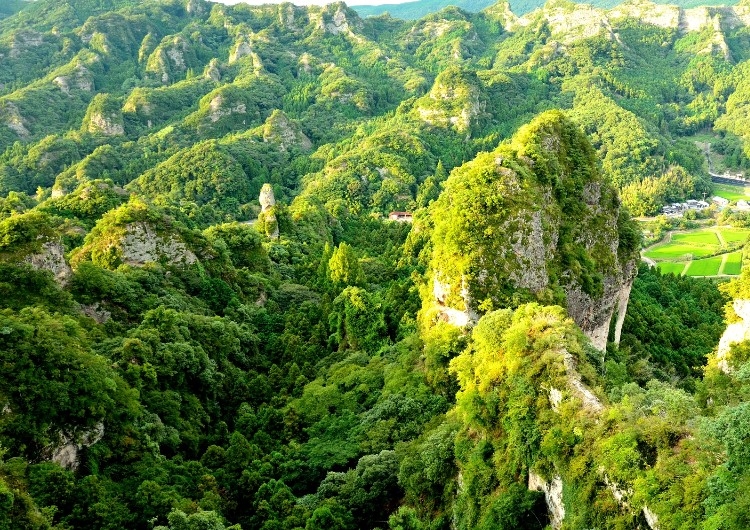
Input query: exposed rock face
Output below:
<box><xmin>561</xmin><ymin>349</ymin><xmax>605</xmax><ymax>413</ymax></box>
<box><xmin>10</xmin><ymin>30</ymin><xmax>44</xmax><ymax>58</ymax></box>
<box><xmin>566</xmin><ymin>262</ymin><xmax>636</xmax><ymax>351</ymax></box>
<box><xmin>510</xmin><ymin>0</ymin><xmax>750</xmax><ymax>51</ymax></box>
<box><xmin>416</xmin><ymin>68</ymin><xmax>484</xmax><ymax>134</ymax></box>
<box><xmin>50</xmin><ymin>422</ymin><xmax>104</xmax><ymax>471</ymax></box>
<box><xmin>25</xmin><ymin>240</ymin><xmax>73</xmax><ymax>285</ymax></box>
<box><xmin>208</xmin><ymin>94</ymin><xmax>247</xmax><ymax>123</ymax></box>
<box><xmin>54</xmin><ymin>64</ymin><xmax>94</xmax><ymax>94</ymax></box>
<box><xmin>186</xmin><ymin>0</ymin><xmax>207</xmax><ymax>16</ymax></box>
<box><xmin>258</xmin><ymin>184</ymin><xmax>279</xmax><ymax>239</ymax></box>
<box><xmin>262</xmin><ymin>110</ymin><xmax>312</xmax><ymax>151</ymax></box>
<box><xmin>717</xmin><ymin>299</ymin><xmax>750</xmax><ymax>373</ymax></box>
<box><xmin>88</xmin><ymin>112</ymin><xmax>125</xmax><ymax>136</ymax></box>
<box><xmin>147</xmin><ymin>36</ymin><xmax>189</xmax><ymax>83</ymax></box>
<box><xmin>3</xmin><ymin>102</ymin><xmax>30</xmax><ymax>139</ymax></box>
<box><xmin>316</xmin><ymin>4</ymin><xmax>362</xmax><ymax>36</ymax></box>
<box><xmin>536</xmin><ymin>357</ymin><xmax>659</xmax><ymax>529</ymax></box>
<box><xmin>229</xmin><ymin>38</ymin><xmax>254</xmax><ymax>64</ymax></box>
<box><xmin>529</xmin><ymin>472</ymin><xmax>565</xmax><ymax>529</ymax></box>
<box><xmin>432</xmin><ymin>277</ymin><xmax>478</xmax><ymax>327</ymax></box>
<box><xmin>427</xmin><ymin>112</ymin><xmax>638</xmax><ymax>351</ymax></box>
<box><xmin>278</xmin><ymin>3</ymin><xmax>301</xmax><ymax>30</ymax></box>
<box><xmin>119</xmin><ymin>222</ymin><xmax>198</xmax><ymax>266</ymax></box>
<box><xmin>80</xmin><ymin>302</ymin><xmax>112</xmax><ymax>324</ymax></box>
<box><xmin>204</xmin><ymin>58</ymin><xmax>221</xmax><ymax>81</ymax></box>
<box><xmin>259</xmin><ymin>183</ymin><xmax>276</xmax><ymax>212</ymax></box>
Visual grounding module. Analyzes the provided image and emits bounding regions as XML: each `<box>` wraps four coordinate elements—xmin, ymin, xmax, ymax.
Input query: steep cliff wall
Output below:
<box><xmin>426</xmin><ymin>111</ymin><xmax>639</xmax><ymax>350</ymax></box>
<box><xmin>717</xmin><ymin>299</ymin><xmax>750</xmax><ymax>372</ymax></box>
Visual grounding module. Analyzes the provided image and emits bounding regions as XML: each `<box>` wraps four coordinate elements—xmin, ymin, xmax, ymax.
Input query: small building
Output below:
<box><xmin>736</xmin><ymin>200</ymin><xmax>750</xmax><ymax>211</ymax></box>
<box><xmin>388</xmin><ymin>211</ymin><xmax>413</xmax><ymax>222</ymax></box>
<box><xmin>697</xmin><ymin>200</ymin><xmax>709</xmax><ymax>209</ymax></box>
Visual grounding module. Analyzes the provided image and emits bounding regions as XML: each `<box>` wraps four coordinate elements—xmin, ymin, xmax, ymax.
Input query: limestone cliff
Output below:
<box><xmin>83</xmin><ymin>93</ymin><xmax>125</xmax><ymax>136</ymax></box>
<box><xmin>0</xmin><ymin>211</ymin><xmax>73</xmax><ymax>285</ymax></box>
<box><xmin>415</xmin><ymin>66</ymin><xmax>485</xmax><ymax>135</ymax></box>
<box><xmin>258</xmin><ymin>183</ymin><xmax>280</xmax><ymax>239</ymax></box>
<box><xmin>25</xmin><ymin>239</ymin><xmax>73</xmax><ymax>285</ymax></box>
<box><xmin>426</xmin><ymin>111</ymin><xmax>639</xmax><ymax>350</ymax></box>
<box><xmin>71</xmin><ymin>201</ymin><xmax>203</xmax><ymax>270</ymax></box>
<box><xmin>49</xmin><ymin>422</ymin><xmax>105</xmax><ymax>471</ymax></box>
<box><xmin>716</xmin><ymin>299</ymin><xmax>750</xmax><ymax>373</ymax></box>
<box><xmin>262</xmin><ymin>109</ymin><xmax>312</xmax><ymax>151</ymax></box>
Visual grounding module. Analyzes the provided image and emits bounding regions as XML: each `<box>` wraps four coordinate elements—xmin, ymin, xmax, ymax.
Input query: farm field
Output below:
<box><xmin>644</xmin><ymin>229</ymin><xmax>722</xmax><ymax>260</ymax></box>
<box><xmin>685</xmin><ymin>256</ymin><xmax>723</xmax><ymax>276</ymax></box>
<box><xmin>646</xmin><ymin>227</ymin><xmax>749</xmax><ymax>276</ymax></box>
<box><xmin>724</xmin><ymin>252</ymin><xmax>743</xmax><ymax>275</ymax></box>
<box><xmin>712</xmin><ymin>183</ymin><xmax>750</xmax><ymax>202</ymax></box>
<box><xmin>719</xmin><ymin>228</ymin><xmax>750</xmax><ymax>244</ymax></box>
<box><xmin>658</xmin><ymin>262</ymin><xmax>688</xmax><ymax>275</ymax></box>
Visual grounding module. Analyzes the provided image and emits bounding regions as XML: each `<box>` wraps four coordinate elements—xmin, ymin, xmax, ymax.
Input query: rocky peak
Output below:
<box><xmin>425</xmin><ymin>111</ymin><xmax>639</xmax><ymax>351</ymax></box>
<box><xmin>53</xmin><ymin>63</ymin><xmax>95</xmax><ymax>95</ymax></box>
<box><xmin>186</xmin><ymin>0</ymin><xmax>207</xmax><ymax>16</ymax></box>
<box><xmin>259</xmin><ymin>183</ymin><xmax>276</xmax><ymax>213</ymax></box>
<box><xmin>416</xmin><ymin>67</ymin><xmax>485</xmax><ymax>134</ymax></box>
<box><xmin>229</xmin><ymin>35</ymin><xmax>254</xmax><ymax>64</ymax></box>
<box><xmin>278</xmin><ymin>3</ymin><xmax>302</xmax><ymax>30</ymax></box>
<box><xmin>2</xmin><ymin>102</ymin><xmax>30</xmax><ymax>139</ymax></box>
<box><xmin>119</xmin><ymin>222</ymin><xmax>198</xmax><ymax>266</ymax></box>
<box><xmin>262</xmin><ymin>110</ymin><xmax>312</xmax><ymax>151</ymax></box>
<box><xmin>258</xmin><ymin>183</ymin><xmax>279</xmax><ymax>239</ymax></box>
<box><xmin>204</xmin><ymin>58</ymin><xmax>221</xmax><ymax>81</ymax></box>
<box><xmin>84</xmin><ymin>94</ymin><xmax>124</xmax><ymax>136</ymax></box>
<box><xmin>312</xmin><ymin>3</ymin><xmax>363</xmax><ymax>36</ymax></box>
<box><xmin>9</xmin><ymin>30</ymin><xmax>44</xmax><ymax>58</ymax></box>
<box><xmin>207</xmin><ymin>93</ymin><xmax>247</xmax><ymax>123</ymax></box>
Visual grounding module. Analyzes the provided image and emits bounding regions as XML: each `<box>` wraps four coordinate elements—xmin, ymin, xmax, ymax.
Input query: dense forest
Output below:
<box><xmin>2</xmin><ymin>0</ymin><xmax>750</xmax><ymax>528</ymax></box>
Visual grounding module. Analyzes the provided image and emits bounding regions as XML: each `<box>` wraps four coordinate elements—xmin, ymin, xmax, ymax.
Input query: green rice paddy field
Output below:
<box><xmin>644</xmin><ymin>228</ymin><xmax>749</xmax><ymax>276</ymax></box>
<box><xmin>713</xmin><ymin>183</ymin><xmax>750</xmax><ymax>202</ymax></box>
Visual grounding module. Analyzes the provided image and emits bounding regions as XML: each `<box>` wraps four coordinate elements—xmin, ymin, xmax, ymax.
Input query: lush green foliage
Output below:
<box><xmin>2</xmin><ymin>0</ymin><xmax>750</xmax><ymax>529</ymax></box>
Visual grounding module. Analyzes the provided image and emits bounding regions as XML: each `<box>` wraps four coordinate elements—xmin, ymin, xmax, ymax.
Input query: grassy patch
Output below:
<box><xmin>685</xmin><ymin>255</ymin><xmax>723</xmax><ymax>276</ymax></box>
<box><xmin>671</xmin><ymin>231</ymin><xmax>721</xmax><ymax>245</ymax></box>
<box><xmin>718</xmin><ymin>228</ymin><xmax>750</xmax><ymax>244</ymax></box>
<box><xmin>723</xmin><ymin>252</ymin><xmax>743</xmax><ymax>275</ymax></box>
<box><xmin>658</xmin><ymin>262</ymin><xmax>687</xmax><ymax>275</ymax></box>
<box><xmin>713</xmin><ymin>183</ymin><xmax>750</xmax><ymax>202</ymax></box>
<box><xmin>645</xmin><ymin>236</ymin><xmax>719</xmax><ymax>259</ymax></box>
<box><xmin>643</xmin><ymin>229</ymin><xmax>734</xmax><ymax>260</ymax></box>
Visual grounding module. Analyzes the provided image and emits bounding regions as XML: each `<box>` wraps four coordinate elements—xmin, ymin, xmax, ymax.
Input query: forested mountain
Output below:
<box><xmin>354</xmin><ymin>0</ymin><xmax>497</xmax><ymax>20</ymax></box>
<box><xmin>353</xmin><ymin>0</ymin><xmax>740</xmax><ymax>20</ymax></box>
<box><xmin>2</xmin><ymin>0</ymin><xmax>750</xmax><ymax>528</ymax></box>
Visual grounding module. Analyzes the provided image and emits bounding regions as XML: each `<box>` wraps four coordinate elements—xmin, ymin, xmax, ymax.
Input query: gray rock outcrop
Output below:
<box><xmin>258</xmin><ymin>183</ymin><xmax>280</xmax><ymax>239</ymax></box>
<box><xmin>119</xmin><ymin>222</ymin><xmax>197</xmax><ymax>266</ymax></box>
<box><xmin>426</xmin><ymin>112</ymin><xmax>639</xmax><ymax>351</ymax></box>
<box><xmin>717</xmin><ymin>299</ymin><xmax>750</xmax><ymax>373</ymax></box>
<box><xmin>25</xmin><ymin>239</ymin><xmax>73</xmax><ymax>285</ymax></box>
<box><xmin>50</xmin><ymin>422</ymin><xmax>105</xmax><ymax>471</ymax></box>
<box><xmin>262</xmin><ymin>110</ymin><xmax>312</xmax><ymax>151</ymax></box>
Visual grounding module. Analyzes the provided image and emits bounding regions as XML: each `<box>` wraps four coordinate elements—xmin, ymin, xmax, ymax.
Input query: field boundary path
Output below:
<box><xmin>718</xmin><ymin>253</ymin><xmax>729</xmax><ymax>275</ymax></box>
<box><xmin>715</xmin><ymin>228</ymin><xmax>728</xmax><ymax>247</ymax></box>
